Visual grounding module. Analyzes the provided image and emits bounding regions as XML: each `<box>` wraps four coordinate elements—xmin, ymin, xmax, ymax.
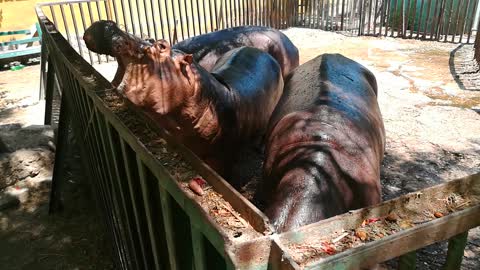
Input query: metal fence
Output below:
<box><xmin>297</xmin><ymin>0</ymin><xmax>480</xmax><ymax>43</ymax></box>
<box><xmin>36</xmin><ymin>1</ymin><xmax>480</xmax><ymax>270</ymax></box>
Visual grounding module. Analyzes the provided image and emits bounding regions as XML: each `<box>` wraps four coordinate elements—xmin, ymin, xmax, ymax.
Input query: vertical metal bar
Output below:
<box><xmin>398</xmin><ymin>251</ymin><xmax>417</xmax><ymax>270</ymax></box>
<box><xmin>143</xmin><ymin>0</ymin><xmax>152</xmax><ymax>38</ymax></box>
<box><xmin>48</xmin><ymin>86</ymin><xmax>70</xmax><ymax>215</ymax></box>
<box><xmin>459</xmin><ymin>0</ymin><xmax>471</xmax><ymax>43</ymax></box>
<box><xmin>443</xmin><ymin>231</ymin><xmax>469</xmax><ymax>269</ymax></box>
<box><xmin>213</xmin><ymin>0</ymin><xmax>220</xmax><ymax>30</ymax></box>
<box><xmin>111</xmin><ymin>0</ymin><xmax>120</xmax><ymax>23</ymax></box>
<box><xmin>466</xmin><ymin>0</ymin><xmax>478</xmax><ymax>43</ymax></box>
<box><xmin>234</xmin><ymin>0</ymin><xmax>240</xmax><ymax>26</ymax></box>
<box><xmin>105</xmin><ymin>121</ymin><xmax>142</xmax><ymax>270</ymax></box>
<box><xmin>435</xmin><ymin>0</ymin><xmax>445</xmax><ymax>40</ymax></box>
<box><xmin>202</xmin><ymin>0</ymin><xmax>208</xmax><ymax>33</ymax></box>
<box><xmin>230</xmin><ymin>0</ymin><xmax>235</xmax><ymax>27</ymax></box>
<box><xmin>429</xmin><ymin>0</ymin><xmax>440</xmax><ymax>39</ymax></box>
<box><xmin>379</xmin><ymin>0</ymin><xmax>385</xmax><ymax>34</ymax></box>
<box><xmin>246</xmin><ymin>0</ymin><xmax>251</xmax><ymax>25</ymax></box>
<box><xmin>383</xmin><ymin>0</ymin><xmax>390</xmax><ymax>36</ymax></box>
<box><xmin>341</xmin><ymin>0</ymin><xmax>345</xmax><ymax>30</ymax></box>
<box><xmin>410</xmin><ymin>0</ymin><xmax>418</xmax><ymax>38</ymax></box>
<box><xmin>44</xmin><ymin>59</ymin><xmax>54</xmax><ymax>126</ymax></box>
<box><xmin>444</xmin><ymin>0</ymin><xmax>454</xmax><ymax>41</ymax></box>
<box><xmin>196</xmin><ymin>0</ymin><xmax>203</xmax><ymax>34</ymax></box>
<box><xmin>68</xmin><ymin>4</ymin><xmax>83</xmax><ymax>58</ymax></box>
<box><xmin>162</xmin><ymin>0</ymin><xmax>172</xmax><ymax>43</ymax></box>
<box><xmin>149</xmin><ymin>0</ymin><xmax>158</xmax><ymax>39</ymax></box>
<box><xmin>95</xmin><ymin>111</ymin><xmax>130</xmax><ymax>270</ymax></box>
<box><xmin>367</xmin><ymin>0</ymin><xmax>373</xmax><ymax>34</ymax></box>
<box><xmin>404</xmin><ymin>0</ymin><xmax>412</xmax><ymax>37</ymax></box>
<box><xmin>422</xmin><ymin>0</ymin><xmax>432</xmax><ymax>39</ymax></box>
<box><xmin>185</xmin><ymin>0</ymin><xmax>192</xmax><ymax>36</ymax></box>
<box><xmin>176</xmin><ymin>0</ymin><xmax>185</xmax><ymax>39</ymax></box>
<box><xmin>118</xmin><ymin>0</ymin><xmax>130</xmax><ymax>33</ymax></box>
<box><xmin>326</xmin><ymin>0</ymin><xmax>331</xmax><ymax>30</ymax></box>
<box><xmin>158</xmin><ymin>187</ymin><xmax>179</xmax><ymax>270</ymax></box>
<box><xmin>49</xmin><ymin>6</ymin><xmax>59</xmax><ymax>28</ymax></box>
<box><xmin>96</xmin><ymin>1</ymin><xmax>110</xmax><ymax>63</ymax></box>
<box><xmin>135</xmin><ymin>0</ymin><xmax>145</xmax><ymax>37</ymax></box>
<box><xmin>190</xmin><ymin>0</ymin><xmax>197</xmax><ymax>36</ymax></box>
<box><xmin>79</xmin><ymin>3</ymin><xmax>95</xmax><ymax>64</ymax></box>
<box><xmin>86</xmin><ymin>2</ymin><xmax>102</xmax><ymax>64</ymax></box>
<box><xmin>390</xmin><ymin>0</ymin><xmax>398</xmax><ymax>36</ymax></box>
<box><xmin>416</xmin><ymin>0</ymin><xmax>425</xmax><ymax>38</ymax></box>
<box><xmin>126</xmin><ymin>0</ymin><xmax>136</xmax><ymax>34</ymax></box>
<box><xmin>59</xmin><ymin>5</ymin><xmax>72</xmax><ymax>45</ymax></box>
<box><xmin>120</xmin><ymin>140</ymin><xmax>153</xmax><ymax>269</ymax></box>
<box><xmin>191</xmin><ymin>224</ymin><xmax>207</xmax><ymax>270</ymax></box>
<box><xmin>451</xmin><ymin>0</ymin><xmax>463</xmax><ymax>42</ymax></box>
<box><xmin>136</xmin><ymin>158</ymin><xmax>162</xmax><ymax>270</ymax></box>
<box><xmin>207</xmin><ymin>0</ymin><xmax>214</xmax><ymax>31</ymax></box>
<box><xmin>373</xmin><ymin>0</ymin><xmax>379</xmax><ymax>35</ymax></box>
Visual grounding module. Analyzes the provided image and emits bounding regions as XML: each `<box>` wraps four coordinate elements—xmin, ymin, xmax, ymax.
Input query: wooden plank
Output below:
<box><xmin>451</xmin><ymin>0</ymin><xmax>463</xmax><ymax>42</ymax></box>
<box><xmin>422</xmin><ymin>0</ymin><xmax>433</xmax><ymax>39</ymax></box>
<box><xmin>0</xmin><ymin>47</ymin><xmax>41</xmax><ymax>59</ymax></box>
<box><xmin>429</xmin><ymin>0</ymin><xmax>440</xmax><ymax>40</ymax></box>
<box><xmin>0</xmin><ymin>29</ymin><xmax>31</xmax><ymax>36</ymax></box>
<box><xmin>278</xmin><ymin>173</ymin><xmax>480</xmax><ymax>269</ymax></box>
<box><xmin>270</xmin><ymin>238</ymin><xmax>302</xmax><ymax>270</ymax></box>
<box><xmin>0</xmin><ymin>37</ymin><xmax>41</xmax><ymax>47</ymax></box>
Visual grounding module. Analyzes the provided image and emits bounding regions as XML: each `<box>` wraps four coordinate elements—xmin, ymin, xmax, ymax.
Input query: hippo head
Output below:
<box><xmin>118</xmin><ymin>39</ymin><xmax>197</xmax><ymax>115</ymax></box>
<box><xmin>83</xmin><ymin>20</ymin><xmax>149</xmax><ymax>56</ymax></box>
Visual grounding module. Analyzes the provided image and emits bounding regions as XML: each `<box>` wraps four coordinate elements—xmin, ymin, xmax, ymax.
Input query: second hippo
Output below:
<box><xmin>263</xmin><ymin>54</ymin><xmax>386</xmax><ymax>232</ymax></box>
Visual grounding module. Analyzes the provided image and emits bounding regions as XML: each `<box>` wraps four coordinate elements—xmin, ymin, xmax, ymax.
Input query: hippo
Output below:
<box><xmin>172</xmin><ymin>25</ymin><xmax>299</xmax><ymax>77</ymax></box>
<box><xmin>262</xmin><ymin>54</ymin><xmax>385</xmax><ymax>232</ymax></box>
<box><xmin>82</xmin><ymin>20</ymin><xmax>299</xmax><ymax>87</ymax></box>
<box><xmin>111</xmin><ymin>39</ymin><xmax>284</xmax><ymax>176</ymax></box>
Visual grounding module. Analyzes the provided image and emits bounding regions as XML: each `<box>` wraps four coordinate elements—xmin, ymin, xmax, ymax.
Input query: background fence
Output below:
<box><xmin>298</xmin><ymin>0</ymin><xmax>480</xmax><ymax>43</ymax></box>
<box><xmin>38</xmin><ymin>0</ymin><xmax>480</xmax><ymax>67</ymax></box>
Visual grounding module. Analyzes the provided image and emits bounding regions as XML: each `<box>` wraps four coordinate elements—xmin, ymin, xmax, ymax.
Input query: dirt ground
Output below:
<box><xmin>0</xmin><ymin>28</ymin><xmax>479</xmax><ymax>269</ymax></box>
<box><xmin>0</xmin><ymin>65</ymin><xmax>115</xmax><ymax>269</ymax></box>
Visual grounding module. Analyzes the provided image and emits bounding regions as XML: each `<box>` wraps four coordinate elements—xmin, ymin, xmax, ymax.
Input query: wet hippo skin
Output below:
<box><xmin>263</xmin><ymin>54</ymin><xmax>386</xmax><ymax>233</ymax></box>
<box><xmin>108</xmin><ymin>39</ymin><xmax>284</xmax><ymax>177</ymax></box>
<box><xmin>83</xmin><ymin>20</ymin><xmax>299</xmax><ymax>87</ymax></box>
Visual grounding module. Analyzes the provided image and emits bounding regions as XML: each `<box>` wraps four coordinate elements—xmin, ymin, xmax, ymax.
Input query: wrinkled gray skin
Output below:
<box><xmin>82</xmin><ymin>20</ymin><xmax>299</xmax><ymax>86</ymax></box>
<box><xmin>263</xmin><ymin>54</ymin><xmax>386</xmax><ymax>233</ymax></box>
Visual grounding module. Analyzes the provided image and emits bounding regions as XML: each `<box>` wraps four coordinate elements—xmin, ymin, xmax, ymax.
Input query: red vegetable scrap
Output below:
<box><xmin>188</xmin><ymin>176</ymin><xmax>207</xmax><ymax>196</ymax></box>
<box><xmin>361</xmin><ymin>217</ymin><xmax>381</xmax><ymax>227</ymax></box>
<box><xmin>321</xmin><ymin>242</ymin><xmax>336</xmax><ymax>255</ymax></box>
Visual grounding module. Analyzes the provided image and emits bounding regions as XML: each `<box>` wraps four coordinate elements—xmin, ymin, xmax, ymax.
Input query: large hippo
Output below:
<box><xmin>262</xmin><ymin>54</ymin><xmax>385</xmax><ymax>232</ymax></box>
<box><xmin>83</xmin><ymin>20</ymin><xmax>299</xmax><ymax>87</ymax></box>
<box><xmin>111</xmin><ymin>38</ymin><xmax>284</xmax><ymax>176</ymax></box>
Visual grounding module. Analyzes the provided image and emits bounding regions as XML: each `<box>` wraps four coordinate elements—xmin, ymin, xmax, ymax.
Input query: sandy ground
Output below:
<box><xmin>0</xmin><ymin>65</ymin><xmax>115</xmax><ymax>269</ymax></box>
<box><xmin>0</xmin><ymin>28</ymin><xmax>479</xmax><ymax>269</ymax></box>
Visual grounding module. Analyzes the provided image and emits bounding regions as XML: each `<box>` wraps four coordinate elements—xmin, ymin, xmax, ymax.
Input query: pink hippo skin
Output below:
<box><xmin>263</xmin><ymin>54</ymin><xmax>386</xmax><ymax>233</ymax></box>
<box><xmin>96</xmin><ymin>38</ymin><xmax>284</xmax><ymax>177</ymax></box>
<box><xmin>83</xmin><ymin>20</ymin><xmax>299</xmax><ymax>87</ymax></box>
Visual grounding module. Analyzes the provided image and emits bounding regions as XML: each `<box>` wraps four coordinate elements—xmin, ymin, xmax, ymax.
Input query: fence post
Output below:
<box><xmin>398</xmin><ymin>251</ymin><xmax>417</xmax><ymax>270</ymax></box>
<box><xmin>443</xmin><ymin>231</ymin><xmax>469</xmax><ymax>270</ymax></box>
<box><xmin>44</xmin><ymin>56</ymin><xmax>55</xmax><ymax>126</ymax></box>
<box><xmin>48</xmin><ymin>91</ymin><xmax>71</xmax><ymax>214</ymax></box>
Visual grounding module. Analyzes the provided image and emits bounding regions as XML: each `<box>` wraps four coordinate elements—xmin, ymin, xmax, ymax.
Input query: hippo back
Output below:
<box><xmin>173</xmin><ymin>26</ymin><xmax>299</xmax><ymax>76</ymax></box>
<box><xmin>210</xmin><ymin>47</ymin><xmax>284</xmax><ymax>142</ymax></box>
<box><xmin>263</xmin><ymin>54</ymin><xmax>385</xmax><ymax>232</ymax></box>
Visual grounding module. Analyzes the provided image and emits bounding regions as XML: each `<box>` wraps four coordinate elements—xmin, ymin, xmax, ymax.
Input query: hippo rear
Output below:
<box><xmin>263</xmin><ymin>54</ymin><xmax>385</xmax><ymax>232</ymax></box>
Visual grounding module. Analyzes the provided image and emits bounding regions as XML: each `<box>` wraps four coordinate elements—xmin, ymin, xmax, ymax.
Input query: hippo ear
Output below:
<box><xmin>184</xmin><ymin>54</ymin><xmax>193</xmax><ymax>64</ymax></box>
<box><xmin>154</xmin><ymin>39</ymin><xmax>171</xmax><ymax>55</ymax></box>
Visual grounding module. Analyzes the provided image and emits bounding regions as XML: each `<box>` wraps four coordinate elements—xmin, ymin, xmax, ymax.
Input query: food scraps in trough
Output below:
<box><xmin>287</xmin><ymin>192</ymin><xmax>477</xmax><ymax>266</ymax></box>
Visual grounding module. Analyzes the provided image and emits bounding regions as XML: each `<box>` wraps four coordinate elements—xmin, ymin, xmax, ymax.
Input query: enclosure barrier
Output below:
<box><xmin>37</xmin><ymin>1</ymin><xmax>480</xmax><ymax>269</ymax></box>
<box><xmin>37</xmin><ymin>0</ymin><xmax>479</xmax><ymax>68</ymax></box>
